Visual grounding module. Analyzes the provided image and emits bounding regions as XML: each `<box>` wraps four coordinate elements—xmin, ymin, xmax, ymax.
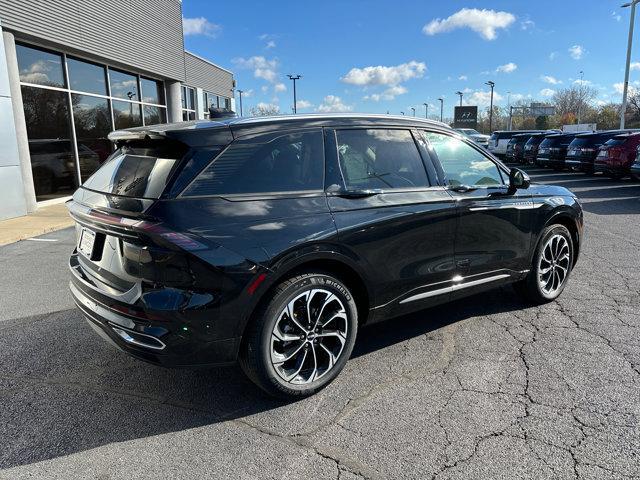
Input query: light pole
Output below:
<box><xmin>237</xmin><ymin>89</ymin><xmax>244</xmax><ymax>116</ymax></box>
<box><xmin>400</xmin><ymin>111</ymin><xmax>405</xmax><ymax>115</ymax></box>
<box><xmin>577</xmin><ymin>71</ymin><xmax>584</xmax><ymax>124</ymax></box>
<box><xmin>485</xmin><ymin>81</ymin><xmax>495</xmax><ymax>133</ymax></box>
<box><xmin>411</xmin><ymin>107</ymin><xmax>416</xmax><ymax>117</ymax></box>
<box><xmin>621</xmin><ymin>1</ymin><xmax>639</xmax><ymax>128</ymax></box>
<box><xmin>438</xmin><ymin>98</ymin><xmax>444</xmax><ymax>122</ymax></box>
<box><xmin>287</xmin><ymin>74</ymin><xmax>301</xmax><ymax>114</ymax></box>
<box><xmin>423</xmin><ymin>102</ymin><xmax>429</xmax><ymax>118</ymax></box>
<box><xmin>455</xmin><ymin>91</ymin><xmax>463</xmax><ymax>106</ymax></box>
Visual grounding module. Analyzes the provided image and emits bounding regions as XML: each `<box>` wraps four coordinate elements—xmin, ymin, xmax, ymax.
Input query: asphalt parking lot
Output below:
<box><xmin>1</xmin><ymin>165</ymin><xmax>639</xmax><ymax>480</ymax></box>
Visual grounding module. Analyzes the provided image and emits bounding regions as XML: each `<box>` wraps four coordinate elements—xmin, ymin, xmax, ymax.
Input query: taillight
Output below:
<box><xmin>608</xmin><ymin>146</ymin><xmax>623</xmax><ymax>158</ymax></box>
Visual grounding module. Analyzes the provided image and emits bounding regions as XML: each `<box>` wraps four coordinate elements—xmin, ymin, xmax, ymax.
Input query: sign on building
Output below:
<box><xmin>453</xmin><ymin>106</ymin><xmax>478</xmax><ymax>128</ymax></box>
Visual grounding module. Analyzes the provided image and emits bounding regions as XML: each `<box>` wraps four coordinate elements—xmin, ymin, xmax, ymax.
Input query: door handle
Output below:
<box><xmin>448</xmin><ymin>184</ymin><xmax>477</xmax><ymax>193</ymax></box>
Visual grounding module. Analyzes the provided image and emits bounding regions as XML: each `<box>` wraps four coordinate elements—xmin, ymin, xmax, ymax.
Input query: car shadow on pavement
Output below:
<box><xmin>0</xmin><ymin>287</ymin><xmax>527</xmax><ymax>470</ymax></box>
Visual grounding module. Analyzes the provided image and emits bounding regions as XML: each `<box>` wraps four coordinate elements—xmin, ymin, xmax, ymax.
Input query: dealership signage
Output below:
<box><xmin>453</xmin><ymin>106</ymin><xmax>478</xmax><ymax>128</ymax></box>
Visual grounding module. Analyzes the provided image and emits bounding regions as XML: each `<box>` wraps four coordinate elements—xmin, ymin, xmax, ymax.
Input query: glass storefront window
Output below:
<box><xmin>113</xmin><ymin>100</ymin><xmax>142</xmax><ymax>129</ymax></box>
<box><xmin>21</xmin><ymin>85</ymin><xmax>76</xmax><ymax>200</ymax></box>
<box><xmin>16</xmin><ymin>44</ymin><xmax>65</xmax><ymax>88</ymax></box>
<box><xmin>140</xmin><ymin>77</ymin><xmax>164</xmax><ymax>105</ymax></box>
<box><xmin>109</xmin><ymin>68</ymin><xmax>139</xmax><ymax>100</ymax></box>
<box><xmin>67</xmin><ymin>57</ymin><xmax>107</xmax><ymax>95</ymax></box>
<box><xmin>143</xmin><ymin>105</ymin><xmax>167</xmax><ymax>125</ymax></box>
<box><xmin>71</xmin><ymin>94</ymin><xmax>112</xmax><ymax>181</ymax></box>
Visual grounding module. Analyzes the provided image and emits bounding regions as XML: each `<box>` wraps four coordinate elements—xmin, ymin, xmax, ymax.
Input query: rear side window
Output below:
<box><xmin>183</xmin><ymin>130</ymin><xmax>324</xmax><ymax>196</ymax></box>
<box><xmin>604</xmin><ymin>138</ymin><xmax>627</xmax><ymax>146</ymax></box>
<box><xmin>423</xmin><ymin>132</ymin><xmax>504</xmax><ymax>187</ymax></box>
<box><xmin>335</xmin><ymin>129</ymin><xmax>429</xmax><ymax>190</ymax></box>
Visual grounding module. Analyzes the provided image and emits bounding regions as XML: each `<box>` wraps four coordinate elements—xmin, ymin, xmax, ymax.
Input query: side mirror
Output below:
<box><xmin>508</xmin><ymin>168</ymin><xmax>530</xmax><ymax>193</ymax></box>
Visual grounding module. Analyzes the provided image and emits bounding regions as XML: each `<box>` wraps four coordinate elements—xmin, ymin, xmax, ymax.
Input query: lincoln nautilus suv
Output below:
<box><xmin>68</xmin><ymin>114</ymin><xmax>583</xmax><ymax>397</ymax></box>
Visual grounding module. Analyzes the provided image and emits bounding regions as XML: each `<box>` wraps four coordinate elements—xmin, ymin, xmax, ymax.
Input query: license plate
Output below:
<box><xmin>79</xmin><ymin>228</ymin><xmax>96</xmax><ymax>258</ymax></box>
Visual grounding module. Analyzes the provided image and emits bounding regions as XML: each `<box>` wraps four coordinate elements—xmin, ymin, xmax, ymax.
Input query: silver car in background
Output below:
<box><xmin>455</xmin><ymin>128</ymin><xmax>490</xmax><ymax>148</ymax></box>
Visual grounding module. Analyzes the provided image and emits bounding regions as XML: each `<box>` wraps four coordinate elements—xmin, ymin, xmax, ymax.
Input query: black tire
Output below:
<box><xmin>514</xmin><ymin>225</ymin><xmax>574</xmax><ymax>304</ymax></box>
<box><xmin>239</xmin><ymin>272</ymin><xmax>358</xmax><ymax>398</ymax></box>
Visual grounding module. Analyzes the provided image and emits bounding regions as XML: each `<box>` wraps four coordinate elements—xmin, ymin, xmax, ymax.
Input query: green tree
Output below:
<box><xmin>535</xmin><ymin>116</ymin><xmax>549</xmax><ymax>129</ymax></box>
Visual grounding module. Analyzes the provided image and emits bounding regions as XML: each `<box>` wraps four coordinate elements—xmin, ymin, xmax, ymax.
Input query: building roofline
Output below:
<box><xmin>184</xmin><ymin>50</ymin><xmax>233</xmax><ymax>76</ymax></box>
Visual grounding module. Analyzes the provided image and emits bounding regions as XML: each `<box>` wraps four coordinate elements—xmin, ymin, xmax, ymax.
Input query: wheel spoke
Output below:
<box><xmin>318</xmin><ymin>342</ymin><xmax>336</xmax><ymax>371</ymax></box>
<box><xmin>322</xmin><ymin>311</ymin><xmax>347</xmax><ymax>328</ymax></box>
<box><xmin>271</xmin><ymin>340</ymin><xmax>305</xmax><ymax>365</ymax></box>
<box><xmin>317</xmin><ymin>330</ymin><xmax>347</xmax><ymax>347</ymax></box>
<box><xmin>285</xmin><ymin>298</ymin><xmax>308</xmax><ymax>333</ymax></box>
<box><xmin>308</xmin><ymin>343</ymin><xmax>318</xmax><ymax>382</ymax></box>
<box><xmin>284</xmin><ymin>348</ymin><xmax>308</xmax><ymax>382</ymax></box>
<box><xmin>313</xmin><ymin>293</ymin><xmax>338</xmax><ymax>330</ymax></box>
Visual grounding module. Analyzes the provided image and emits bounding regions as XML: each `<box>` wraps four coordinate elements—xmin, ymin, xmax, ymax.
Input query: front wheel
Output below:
<box><xmin>514</xmin><ymin>225</ymin><xmax>574</xmax><ymax>304</ymax></box>
<box><xmin>239</xmin><ymin>273</ymin><xmax>358</xmax><ymax>398</ymax></box>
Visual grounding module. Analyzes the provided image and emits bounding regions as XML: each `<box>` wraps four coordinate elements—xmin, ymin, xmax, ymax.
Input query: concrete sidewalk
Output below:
<box><xmin>0</xmin><ymin>202</ymin><xmax>73</xmax><ymax>246</ymax></box>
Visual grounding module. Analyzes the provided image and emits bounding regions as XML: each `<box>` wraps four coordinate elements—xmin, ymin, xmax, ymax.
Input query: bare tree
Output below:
<box><xmin>249</xmin><ymin>103</ymin><xmax>280</xmax><ymax>117</ymax></box>
<box><xmin>552</xmin><ymin>85</ymin><xmax>598</xmax><ymax>121</ymax></box>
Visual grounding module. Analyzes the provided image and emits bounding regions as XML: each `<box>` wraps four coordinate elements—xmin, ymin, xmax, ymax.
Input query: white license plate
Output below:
<box><xmin>79</xmin><ymin>228</ymin><xmax>96</xmax><ymax>258</ymax></box>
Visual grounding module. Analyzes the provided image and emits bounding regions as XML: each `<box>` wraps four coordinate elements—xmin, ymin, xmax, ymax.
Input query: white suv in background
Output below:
<box><xmin>488</xmin><ymin>130</ymin><xmax>542</xmax><ymax>158</ymax></box>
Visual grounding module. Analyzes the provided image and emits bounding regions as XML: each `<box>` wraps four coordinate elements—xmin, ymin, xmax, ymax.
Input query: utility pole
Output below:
<box><xmin>438</xmin><ymin>98</ymin><xmax>444</xmax><ymax>122</ymax></box>
<box><xmin>237</xmin><ymin>89</ymin><xmax>244</xmax><ymax>116</ymax></box>
<box><xmin>287</xmin><ymin>74</ymin><xmax>301</xmax><ymax>114</ymax></box>
<box><xmin>508</xmin><ymin>105</ymin><xmax>514</xmax><ymax>131</ymax></box>
<box><xmin>455</xmin><ymin>91</ymin><xmax>463</xmax><ymax>106</ymax></box>
<box><xmin>485</xmin><ymin>81</ymin><xmax>495</xmax><ymax>133</ymax></box>
<box><xmin>577</xmin><ymin>71</ymin><xmax>584</xmax><ymax>124</ymax></box>
<box><xmin>411</xmin><ymin>107</ymin><xmax>416</xmax><ymax>116</ymax></box>
<box><xmin>621</xmin><ymin>1</ymin><xmax>639</xmax><ymax>128</ymax></box>
<box><xmin>423</xmin><ymin>102</ymin><xmax>429</xmax><ymax>118</ymax></box>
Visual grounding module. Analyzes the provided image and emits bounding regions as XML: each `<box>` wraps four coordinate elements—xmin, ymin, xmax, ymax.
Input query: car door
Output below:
<box><xmin>421</xmin><ymin>130</ymin><xmax>534</xmax><ymax>295</ymax></box>
<box><xmin>325</xmin><ymin>127</ymin><xmax>457</xmax><ymax>320</ymax></box>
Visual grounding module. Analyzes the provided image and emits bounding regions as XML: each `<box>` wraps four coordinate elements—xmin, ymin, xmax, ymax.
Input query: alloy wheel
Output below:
<box><xmin>538</xmin><ymin>234</ymin><xmax>571</xmax><ymax>296</ymax></box>
<box><xmin>270</xmin><ymin>288</ymin><xmax>348</xmax><ymax>385</ymax></box>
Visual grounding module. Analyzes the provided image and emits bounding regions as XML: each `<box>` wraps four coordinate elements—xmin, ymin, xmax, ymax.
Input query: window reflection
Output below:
<box><xmin>113</xmin><ymin>100</ymin><xmax>142</xmax><ymax>129</ymax></box>
<box><xmin>140</xmin><ymin>77</ymin><xmax>164</xmax><ymax>105</ymax></box>
<box><xmin>67</xmin><ymin>57</ymin><xmax>107</xmax><ymax>95</ymax></box>
<box><xmin>109</xmin><ymin>69</ymin><xmax>139</xmax><ymax>100</ymax></box>
<box><xmin>21</xmin><ymin>86</ymin><xmax>77</xmax><ymax>200</ymax></box>
<box><xmin>143</xmin><ymin>105</ymin><xmax>167</xmax><ymax>125</ymax></box>
<box><xmin>16</xmin><ymin>44</ymin><xmax>65</xmax><ymax>88</ymax></box>
<box><xmin>71</xmin><ymin>94</ymin><xmax>112</xmax><ymax>181</ymax></box>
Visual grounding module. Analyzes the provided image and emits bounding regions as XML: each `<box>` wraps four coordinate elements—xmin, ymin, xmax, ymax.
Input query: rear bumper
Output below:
<box><xmin>565</xmin><ymin>157</ymin><xmax>592</xmax><ymax>171</ymax></box>
<box><xmin>69</xmin><ymin>254</ymin><xmax>241</xmax><ymax>367</ymax></box>
<box><xmin>537</xmin><ymin>156</ymin><xmax>565</xmax><ymax>168</ymax></box>
<box><xmin>594</xmin><ymin>162</ymin><xmax>629</xmax><ymax>176</ymax></box>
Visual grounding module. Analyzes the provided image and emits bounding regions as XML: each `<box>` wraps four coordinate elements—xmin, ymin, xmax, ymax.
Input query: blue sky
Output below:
<box><xmin>182</xmin><ymin>1</ymin><xmax>637</xmax><ymax>119</ymax></box>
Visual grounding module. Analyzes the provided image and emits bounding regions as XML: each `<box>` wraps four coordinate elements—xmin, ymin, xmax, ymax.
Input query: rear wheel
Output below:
<box><xmin>514</xmin><ymin>225</ymin><xmax>574</xmax><ymax>304</ymax></box>
<box><xmin>239</xmin><ymin>272</ymin><xmax>358</xmax><ymax>398</ymax></box>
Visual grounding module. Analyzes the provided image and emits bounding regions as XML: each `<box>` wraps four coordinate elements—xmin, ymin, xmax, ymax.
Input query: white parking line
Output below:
<box><xmin>25</xmin><ymin>238</ymin><xmax>59</xmax><ymax>242</ymax></box>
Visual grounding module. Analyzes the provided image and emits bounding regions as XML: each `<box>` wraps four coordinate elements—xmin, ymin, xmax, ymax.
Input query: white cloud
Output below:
<box><xmin>612</xmin><ymin>11</ymin><xmax>622</xmax><ymax>22</ymax></box>
<box><xmin>266</xmin><ymin>40</ymin><xmax>276</xmax><ymax>49</ymax></box>
<box><xmin>182</xmin><ymin>17</ymin><xmax>221</xmax><ymax>38</ymax></box>
<box><xmin>255</xmin><ymin>102</ymin><xmax>280</xmax><ymax>112</ymax></box>
<box><xmin>613</xmin><ymin>81</ymin><xmax>640</xmax><ymax>95</ymax></box>
<box><xmin>540</xmin><ymin>88</ymin><xmax>556</xmax><ymax>97</ymax></box>
<box><xmin>341</xmin><ymin>61</ymin><xmax>426</xmax><ymax>86</ymax></box>
<box><xmin>466</xmin><ymin>90</ymin><xmax>504</xmax><ymax>106</ymax></box>
<box><xmin>458</xmin><ymin>75</ymin><xmax>468</xmax><ymax>81</ymax></box>
<box><xmin>521</xmin><ymin>19</ymin><xmax>535</xmax><ymax>30</ymax></box>
<box><xmin>296</xmin><ymin>100</ymin><xmax>313</xmax><ymax>109</ymax></box>
<box><xmin>364</xmin><ymin>85</ymin><xmax>408</xmax><ymax>102</ymax></box>
<box><xmin>573</xmin><ymin>79</ymin><xmax>591</xmax><ymax>86</ymax></box>
<box><xmin>549</xmin><ymin>51</ymin><xmax>558</xmax><ymax>61</ymax></box>
<box><xmin>631</xmin><ymin>62</ymin><xmax>640</xmax><ymax>71</ymax></box>
<box><xmin>422</xmin><ymin>8</ymin><xmax>516</xmax><ymax>41</ymax></box>
<box><xmin>569</xmin><ymin>45</ymin><xmax>585</xmax><ymax>60</ymax></box>
<box><xmin>261</xmin><ymin>85</ymin><xmax>269</xmax><ymax>93</ymax></box>
<box><xmin>316</xmin><ymin>95</ymin><xmax>353</xmax><ymax>112</ymax></box>
<box><xmin>240</xmin><ymin>89</ymin><xmax>254</xmax><ymax>98</ymax></box>
<box><xmin>233</xmin><ymin>56</ymin><xmax>278</xmax><ymax>83</ymax></box>
<box><xmin>540</xmin><ymin>75</ymin><xmax>562</xmax><ymax>85</ymax></box>
<box><xmin>496</xmin><ymin>62</ymin><xmax>517</xmax><ymax>73</ymax></box>
<box><xmin>274</xmin><ymin>82</ymin><xmax>287</xmax><ymax>92</ymax></box>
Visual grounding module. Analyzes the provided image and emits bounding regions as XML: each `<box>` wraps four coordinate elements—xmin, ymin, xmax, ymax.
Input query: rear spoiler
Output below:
<box><xmin>107</xmin><ymin>129</ymin><xmax>166</xmax><ymax>142</ymax></box>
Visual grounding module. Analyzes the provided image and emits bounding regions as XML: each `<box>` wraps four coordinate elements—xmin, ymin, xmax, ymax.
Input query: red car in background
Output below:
<box><xmin>594</xmin><ymin>132</ymin><xmax>640</xmax><ymax>179</ymax></box>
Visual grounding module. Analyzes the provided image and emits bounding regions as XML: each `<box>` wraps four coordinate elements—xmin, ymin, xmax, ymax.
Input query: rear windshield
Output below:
<box><xmin>604</xmin><ymin>138</ymin><xmax>628</xmax><ymax>146</ymax></box>
<box><xmin>82</xmin><ymin>140</ymin><xmax>189</xmax><ymax>198</ymax></box>
<box><xmin>526</xmin><ymin>136</ymin><xmax>545</xmax><ymax>146</ymax></box>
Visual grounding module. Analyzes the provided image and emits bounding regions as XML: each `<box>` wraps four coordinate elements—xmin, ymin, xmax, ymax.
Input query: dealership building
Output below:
<box><xmin>0</xmin><ymin>0</ymin><xmax>235</xmax><ymax>220</ymax></box>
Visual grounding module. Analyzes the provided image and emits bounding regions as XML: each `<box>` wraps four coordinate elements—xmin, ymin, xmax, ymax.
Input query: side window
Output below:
<box><xmin>335</xmin><ymin>129</ymin><xmax>429</xmax><ymax>190</ymax></box>
<box><xmin>183</xmin><ymin>130</ymin><xmax>324</xmax><ymax>196</ymax></box>
<box><xmin>423</xmin><ymin>132</ymin><xmax>504</xmax><ymax>187</ymax></box>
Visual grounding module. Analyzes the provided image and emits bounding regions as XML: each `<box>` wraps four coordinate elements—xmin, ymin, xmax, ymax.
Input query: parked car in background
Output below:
<box><xmin>523</xmin><ymin>133</ymin><xmax>549</xmax><ymax>165</ymax></box>
<box><xmin>631</xmin><ymin>147</ymin><xmax>640</xmax><ymax>180</ymax></box>
<box><xmin>66</xmin><ymin>113</ymin><xmax>583</xmax><ymax>398</ymax></box>
<box><xmin>455</xmin><ymin>128</ymin><xmax>489</xmax><ymax>148</ymax></box>
<box><xmin>488</xmin><ymin>130</ymin><xmax>541</xmax><ymax>158</ymax></box>
<box><xmin>594</xmin><ymin>132</ymin><xmax>640</xmax><ymax>179</ymax></box>
<box><xmin>565</xmin><ymin>131</ymin><xmax>630</xmax><ymax>174</ymax></box>
<box><xmin>506</xmin><ymin>133</ymin><xmax>538</xmax><ymax>163</ymax></box>
<box><xmin>536</xmin><ymin>133</ymin><xmax>582</xmax><ymax>170</ymax></box>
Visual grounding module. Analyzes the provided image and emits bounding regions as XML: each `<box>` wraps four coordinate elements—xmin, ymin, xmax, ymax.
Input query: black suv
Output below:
<box><xmin>536</xmin><ymin>133</ymin><xmax>582</xmax><ymax>170</ymax></box>
<box><xmin>68</xmin><ymin>114</ymin><xmax>583</xmax><ymax>397</ymax></box>
<box><xmin>565</xmin><ymin>131</ymin><xmax>629</xmax><ymax>174</ymax></box>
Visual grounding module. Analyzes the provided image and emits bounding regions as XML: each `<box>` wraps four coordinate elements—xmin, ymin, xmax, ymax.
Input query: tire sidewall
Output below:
<box><xmin>258</xmin><ymin>274</ymin><xmax>358</xmax><ymax>395</ymax></box>
<box><xmin>532</xmin><ymin>225</ymin><xmax>573</xmax><ymax>301</ymax></box>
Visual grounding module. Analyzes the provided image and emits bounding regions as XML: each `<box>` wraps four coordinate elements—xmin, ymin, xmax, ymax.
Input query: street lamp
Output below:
<box><xmin>621</xmin><ymin>1</ymin><xmax>639</xmax><ymax>128</ymax></box>
<box><xmin>455</xmin><ymin>91</ymin><xmax>464</xmax><ymax>106</ymax></box>
<box><xmin>400</xmin><ymin>111</ymin><xmax>405</xmax><ymax>115</ymax></box>
<box><xmin>577</xmin><ymin>71</ymin><xmax>584</xmax><ymax>124</ymax></box>
<box><xmin>411</xmin><ymin>107</ymin><xmax>416</xmax><ymax>116</ymax></box>
<box><xmin>485</xmin><ymin>81</ymin><xmax>495</xmax><ymax>133</ymax></box>
<box><xmin>423</xmin><ymin>102</ymin><xmax>429</xmax><ymax>118</ymax></box>
<box><xmin>237</xmin><ymin>89</ymin><xmax>244</xmax><ymax>116</ymax></box>
<box><xmin>438</xmin><ymin>98</ymin><xmax>444</xmax><ymax>122</ymax></box>
<box><xmin>287</xmin><ymin>74</ymin><xmax>301</xmax><ymax>114</ymax></box>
